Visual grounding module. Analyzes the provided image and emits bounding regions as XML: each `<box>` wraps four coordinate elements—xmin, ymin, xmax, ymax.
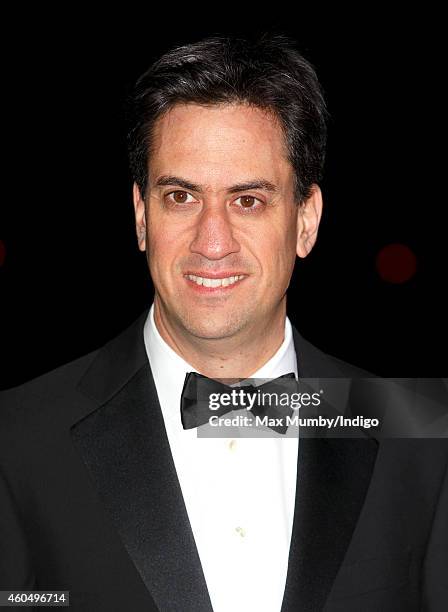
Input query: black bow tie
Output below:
<box><xmin>180</xmin><ymin>372</ymin><xmax>297</xmax><ymax>434</ymax></box>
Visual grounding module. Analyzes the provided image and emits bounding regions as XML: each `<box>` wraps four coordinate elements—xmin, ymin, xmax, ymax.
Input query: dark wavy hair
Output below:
<box><xmin>126</xmin><ymin>34</ymin><xmax>328</xmax><ymax>204</ymax></box>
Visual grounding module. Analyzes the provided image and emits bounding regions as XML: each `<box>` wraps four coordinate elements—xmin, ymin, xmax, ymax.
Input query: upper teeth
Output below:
<box><xmin>186</xmin><ymin>274</ymin><xmax>245</xmax><ymax>287</ymax></box>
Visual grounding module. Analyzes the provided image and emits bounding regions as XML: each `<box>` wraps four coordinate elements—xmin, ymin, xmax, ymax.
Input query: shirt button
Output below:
<box><xmin>235</xmin><ymin>526</ymin><xmax>246</xmax><ymax>538</ymax></box>
<box><xmin>228</xmin><ymin>439</ymin><xmax>237</xmax><ymax>451</ymax></box>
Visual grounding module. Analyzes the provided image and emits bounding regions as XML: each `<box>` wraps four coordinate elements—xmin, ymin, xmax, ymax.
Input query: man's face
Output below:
<box><xmin>134</xmin><ymin>103</ymin><xmax>321</xmax><ymax>341</ymax></box>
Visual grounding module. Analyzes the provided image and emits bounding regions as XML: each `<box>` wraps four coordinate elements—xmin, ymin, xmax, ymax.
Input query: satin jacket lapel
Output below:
<box><xmin>281</xmin><ymin>328</ymin><xmax>379</xmax><ymax>612</ymax></box>
<box><xmin>70</xmin><ymin>309</ymin><xmax>213</xmax><ymax>612</ymax></box>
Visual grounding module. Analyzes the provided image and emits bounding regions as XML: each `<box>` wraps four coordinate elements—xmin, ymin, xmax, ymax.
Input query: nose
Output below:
<box><xmin>189</xmin><ymin>206</ymin><xmax>240</xmax><ymax>260</ymax></box>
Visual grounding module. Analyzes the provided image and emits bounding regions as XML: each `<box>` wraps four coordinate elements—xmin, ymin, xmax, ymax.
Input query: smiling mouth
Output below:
<box><xmin>184</xmin><ymin>274</ymin><xmax>247</xmax><ymax>288</ymax></box>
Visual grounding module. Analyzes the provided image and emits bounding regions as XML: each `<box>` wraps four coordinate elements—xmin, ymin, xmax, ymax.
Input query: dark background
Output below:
<box><xmin>1</xmin><ymin>7</ymin><xmax>446</xmax><ymax>388</ymax></box>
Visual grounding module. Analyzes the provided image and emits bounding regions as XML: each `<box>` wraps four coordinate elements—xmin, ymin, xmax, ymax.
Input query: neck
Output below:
<box><xmin>153</xmin><ymin>299</ymin><xmax>287</xmax><ymax>379</ymax></box>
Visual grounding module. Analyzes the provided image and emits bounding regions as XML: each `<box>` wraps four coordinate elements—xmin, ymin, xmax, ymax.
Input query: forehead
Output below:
<box><xmin>149</xmin><ymin>103</ymin><xmax>293</xmax><ymax>188</ymax></box>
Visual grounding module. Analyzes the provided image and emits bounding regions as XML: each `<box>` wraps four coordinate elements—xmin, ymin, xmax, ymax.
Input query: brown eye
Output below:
<box><xmin>240</xmin><ymin>195</ymin><xmax>256</xmax><ymax>208</ymax></box>
<box><xmin>172</xmin><ymin>190</ymin><xmax>189</xmax><ymax>203</ymax></box>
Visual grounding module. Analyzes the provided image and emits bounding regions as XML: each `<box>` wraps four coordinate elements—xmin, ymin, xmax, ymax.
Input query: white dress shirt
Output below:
<box><xmin>143</xmin><ymin>304</ymin><xmax>299</xmax><ymax>612</ymax></box>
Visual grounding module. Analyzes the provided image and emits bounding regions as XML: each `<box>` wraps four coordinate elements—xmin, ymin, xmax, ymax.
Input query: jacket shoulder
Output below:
<box><xmin>0</xmin><ymin>308</ymin><xmax>150</xmax><ymax>441</ymax></box>
<box><xmin>1</xmin><ymin>348</ymin><xmax>99</xmax><ymax>398</ymax></box>
<box><xmin>326</xmin><ymin>353</ymin><xmax>374</xmax><ymax>378</ymax></box>
<box><xmin>291</xmin><ymin>325</ymin><xmax>375</xmax><ymax>378</ymax></box>
<box><xmin>0</xmin><ymin>349</ymin><xmax>100</xmax><ymax>436</ymax></box>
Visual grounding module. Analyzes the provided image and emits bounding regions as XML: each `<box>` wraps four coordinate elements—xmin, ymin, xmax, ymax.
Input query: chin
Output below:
<box><xmin>178</xmin><ymin>310</ymin><xmax>250</xmax><ymax>341</ymax></box>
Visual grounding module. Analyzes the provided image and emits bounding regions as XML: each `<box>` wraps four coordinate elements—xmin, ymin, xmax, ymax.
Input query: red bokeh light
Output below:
<box><xmin>376</xmin><ymin>243</ymin><xmax>417</xmax><ymax>284</ymax></box>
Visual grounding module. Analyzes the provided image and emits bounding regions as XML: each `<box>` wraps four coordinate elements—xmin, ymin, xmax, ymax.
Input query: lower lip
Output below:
<box><xmin>184</xmin><ymin>276</ymin><xmax>247</xmax><ymax>293</ymax></box>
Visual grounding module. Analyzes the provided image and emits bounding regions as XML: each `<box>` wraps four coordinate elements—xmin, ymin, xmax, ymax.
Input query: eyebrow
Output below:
<box><xmin>154</xmin><ymin>175</ymin><xmax>278</xmax><ymax>194</ymax></box>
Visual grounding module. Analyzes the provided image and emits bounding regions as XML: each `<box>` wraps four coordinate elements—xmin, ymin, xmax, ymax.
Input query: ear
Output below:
<box><xmin>133</xmin><ymin>182</ymin><xmax>146</xmax><ymax>252</ymax></box>
<box><xmin>296</xmin><ymin>184</ymin><xmax>323</xmax><ymax>258</ymax></box>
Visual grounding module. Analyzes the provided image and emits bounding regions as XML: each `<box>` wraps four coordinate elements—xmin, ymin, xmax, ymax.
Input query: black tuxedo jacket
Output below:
<box><xmin>0</xmin><ymin>308</ymin><xmax>447</xmax><ymax>611</ymax></box>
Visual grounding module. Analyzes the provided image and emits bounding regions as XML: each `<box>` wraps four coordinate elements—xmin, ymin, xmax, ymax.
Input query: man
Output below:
<box><xmin>0</xmin><ymin>35</ymin><xmax>446</xmax><ymax>611</ymax></box>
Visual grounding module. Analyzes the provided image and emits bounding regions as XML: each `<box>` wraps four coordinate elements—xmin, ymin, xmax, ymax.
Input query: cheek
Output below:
<box><xmin>259</xmin><ymin>231</ymin><xmax>297</xmax><ymax>291</ymax></box>
<box><xmin>148</xmin><ymin>214</ymin><xmax>175</xmax><ymax>254</ymax></box>
<box><xmin>260</xmin><ymin>225</ymin><xmax>297</xmax><ymax>269</ymax></box>
<box><xmin>147</xmin><ymin>227</ymin><xmax>185</xmax><ymax>281</ymax></box>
